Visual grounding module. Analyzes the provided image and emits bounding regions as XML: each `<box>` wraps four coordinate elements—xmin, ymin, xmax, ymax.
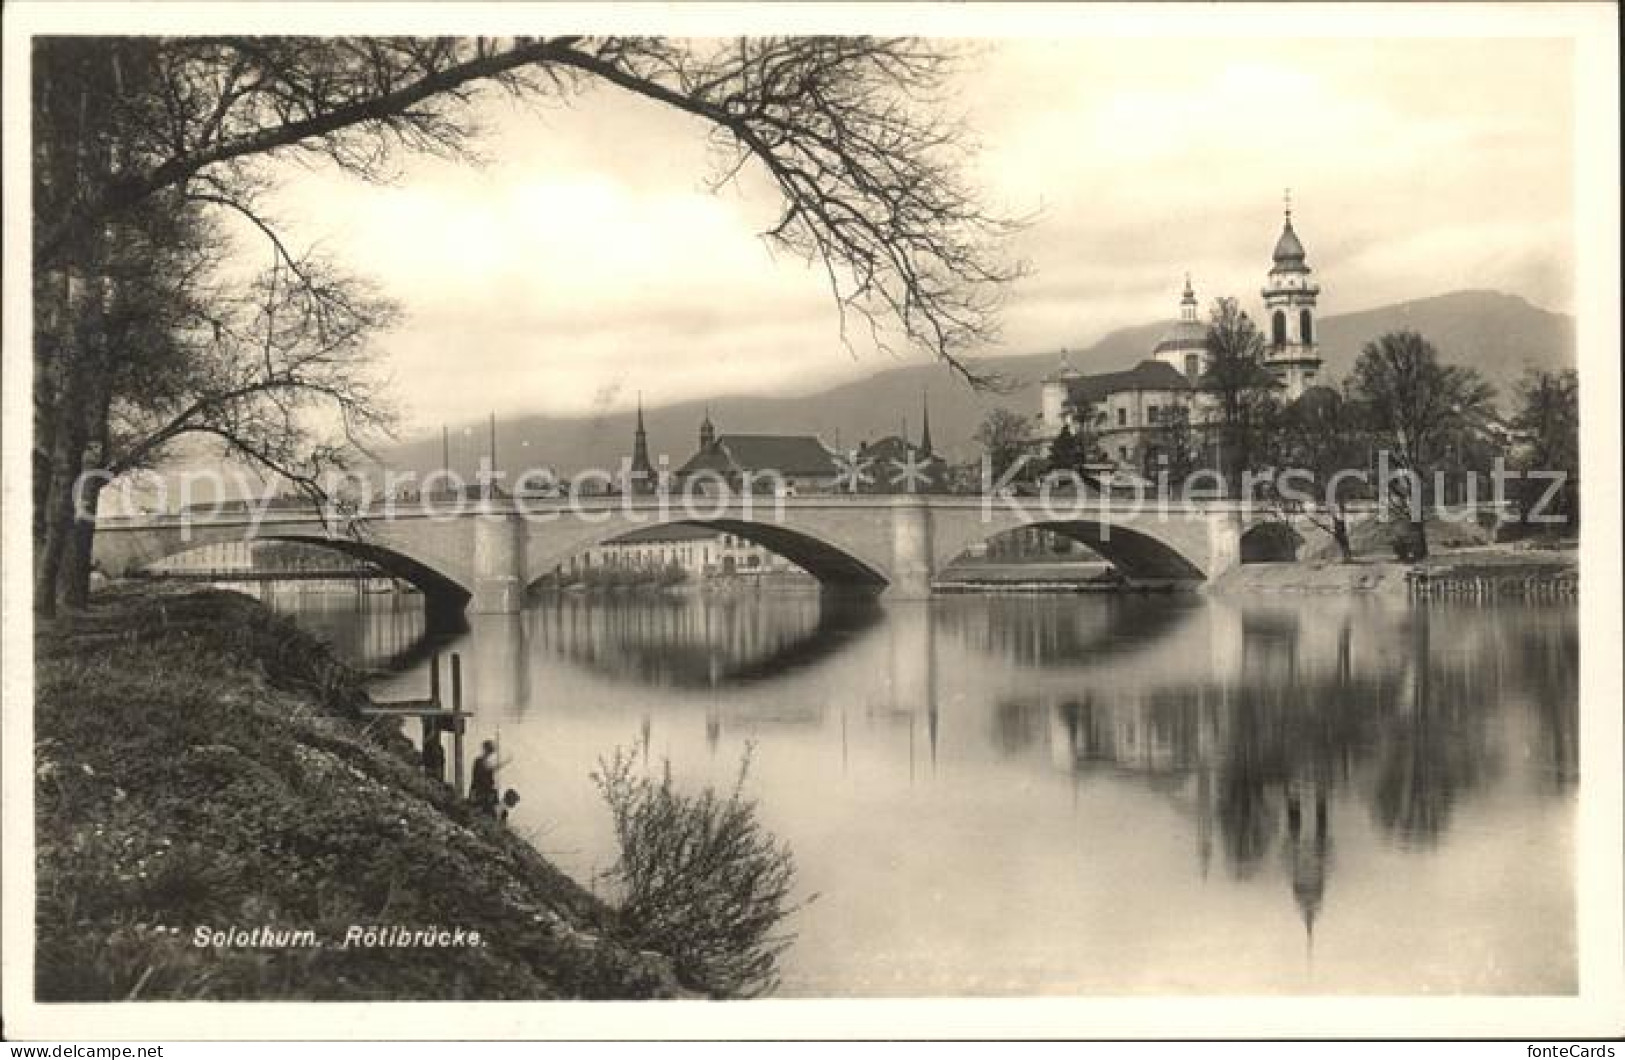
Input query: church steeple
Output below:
<box><xmin>1272</xmin><ymin>189</ymin><xmax>1309</xmax><ymax>270</ymax></box>
<box><xmin>628</xmin><ymin>393</ymin><xmax>655</xmax><ymax>492</ymax></box>
<box><xmin>699</xmin><ymin>406</ymin><xmax>717</xmax><ymax>451</ymax></box>
<box><xmin>919</xmin><ymin>390</ymin><xmax>934</xmax><ymax>457</ymax></box>
<box><xmin>1261</xmin><ymin>191</ymin><xmax>1323</xmax><ymax>400</ymax></box>
<box><xmin>1180</xmin><ymin>273</ymin><xmax>1198</xmax><ymax>322</ymax></box>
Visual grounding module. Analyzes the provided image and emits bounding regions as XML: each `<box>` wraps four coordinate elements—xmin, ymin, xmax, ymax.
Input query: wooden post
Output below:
<box><xmin>451</xmin><ymin>653</ymin><xmax>466</xmax><ymax>798</ymax></box>
<box><xmin>429</xmin><ymin>653</ymin><xmax>441</xmax><ymax>706</ymax></box>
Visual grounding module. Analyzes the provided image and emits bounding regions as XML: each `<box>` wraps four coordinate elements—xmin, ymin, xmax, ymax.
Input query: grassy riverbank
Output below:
<box><xmin>1215</xmin><ymin>526</ymin><xmax>1578</xmax><ymax>596</ymax></box>
<box><xmin>35</xmin><ymin>586</ymin><xmax>686</xmax><ymax>1001</ymax></box>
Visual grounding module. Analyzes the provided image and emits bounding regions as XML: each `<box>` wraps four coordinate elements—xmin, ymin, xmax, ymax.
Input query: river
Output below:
<box><xmin>259</xmin><ymin>585</ymin><xmax>1578</xmax><ymax>996</ymax></box>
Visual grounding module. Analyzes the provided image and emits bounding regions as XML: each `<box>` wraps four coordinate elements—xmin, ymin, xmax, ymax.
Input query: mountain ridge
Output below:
<box><xmin>386</xmin><ymin>289</ymin><xmax>1573</xmax><ymax>477</ymax></box>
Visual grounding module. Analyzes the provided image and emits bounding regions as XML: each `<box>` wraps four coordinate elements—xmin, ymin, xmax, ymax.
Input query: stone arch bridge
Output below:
<box><xmin>94</xmin><ymin>495</ymin><xmax>1284</xmax><ymax>622</ymax></box>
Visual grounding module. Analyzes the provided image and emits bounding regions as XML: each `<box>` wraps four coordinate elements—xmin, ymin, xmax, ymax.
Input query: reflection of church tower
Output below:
<box><xmin>925</xmin><ymin>602</ymin><xmax>939</xmax><ymax>768</ymax></box>
<box><xmin>1285</xmin><ymin>782</ymin><xmax>1331</xmax><ymax>953</ymax></box>
<box><xmin>1261</xmin><ymin>192</ymin><xmax>1324</xmax><ymax>400</ymax></box>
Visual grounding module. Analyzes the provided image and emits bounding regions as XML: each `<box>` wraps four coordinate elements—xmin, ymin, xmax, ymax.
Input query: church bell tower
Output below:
<box><xmin>1261</xmin><ymin>191</ymin><xmax>1324</xmax><ymax>400</ymax></box>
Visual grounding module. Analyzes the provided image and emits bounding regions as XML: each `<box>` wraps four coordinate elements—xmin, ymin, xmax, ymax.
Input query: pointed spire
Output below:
<box><xmin>699</xmin><ymin>404</ymin><xmax>717</xmax><ymax>451</ymax></box>
<box><xmin>1272</xmin><ymin>191</ymin><xmax>1307</xmax><ymax>267</ymax></box>
<box><xmin>919</xmin><ymin>388</ymin><xmax>934</xmax><ymax>456</ymax></box>
<box><xmin>1180</xmin><ymin>273</ymin><xmax>1198</xmax><ymax>322</ymax></box>
<box><xmin>1048</xmin><ymin>350</ymin><xmax>1080</xmax><ymax>383</ymax></box>
<box><xmin>630</xmin><ymin>392</ymin><xmax>653</xmax><ymax>481</ymax></box>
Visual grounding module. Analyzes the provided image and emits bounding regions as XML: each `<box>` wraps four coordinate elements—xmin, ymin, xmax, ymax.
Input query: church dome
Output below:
<box><xmin>1272</xmin><ymin>214</ymin><xmax>1310</xmax><ymax>272</ymax></box>
<box><xmin>1044</xmin><ymin>354</ymin><xmax>1082</xmax><ymax>383</ymax></box>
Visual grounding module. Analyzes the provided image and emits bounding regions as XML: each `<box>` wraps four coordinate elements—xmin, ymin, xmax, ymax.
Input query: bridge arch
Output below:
<box><xmin>937</xmin><ymin>517</ymin><xmax>1210</xmax><ymax>583</ymax></box>
<box><xmin>93</xmin><ymin>523</ymin><xmax>473</xmax><ymax>626</ymax></box>
<box><xmin>524</xmin><ymin>517</ymin><xmax>891</xmax><ymax>595</ymax></box>
<box><xmin>1239</xmin><ymin>521</ymin><xmax>1305</xmax><ymax>564</ymax></box>
<box><xmin>247</xmin><ymin>535</ymin><xmax>471</xmax><ymax>607</ymax></box>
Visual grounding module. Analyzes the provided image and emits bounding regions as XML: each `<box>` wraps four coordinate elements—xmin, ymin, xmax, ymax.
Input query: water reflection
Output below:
<box><xmin>525</xmin><ymin>591</ymin><xmax>884</xmax><ymax>689</ymax></box>
<box><xmin>937</xmin><ymin>593</ymin><xmax>1200</xmax><ymax>667</ymax></box>
<box><xmin>271</xmin><ymin>587</ymin><xmax>1578</xmax><ymax>995</ymax></box>
<box><xmin>247</xmin><ymin>585</ymin><xmax>445</xmax><ymax>673</ymax></box>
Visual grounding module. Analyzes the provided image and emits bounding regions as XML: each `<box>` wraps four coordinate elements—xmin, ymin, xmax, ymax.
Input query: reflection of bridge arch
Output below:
<box><xmin>528</xmin><ymin>592</ymin><xmax>884</xmax><ymax>690</ymax></box>
<box><xmin>936</xmin><ymin>593</ymin><xmax>1201</xmax><ymax>668</ymax></box>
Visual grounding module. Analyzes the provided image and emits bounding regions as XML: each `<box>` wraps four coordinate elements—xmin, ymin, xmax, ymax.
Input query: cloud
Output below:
<box><xmin>257</xmin><ymin>35</ymin><xmax>1574</xmax><ymax>429</ymax></box>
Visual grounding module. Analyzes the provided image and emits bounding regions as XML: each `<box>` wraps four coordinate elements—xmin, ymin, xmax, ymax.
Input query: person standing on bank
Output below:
<box><xmin>469</xmin><ymin>740</ymin><xmax>504</xmax><ymax>816</ymax></box>
<box><xmin>421</xmin><ymin>727</ymin><xmax>446</xmax><ymax>784</ymax></box>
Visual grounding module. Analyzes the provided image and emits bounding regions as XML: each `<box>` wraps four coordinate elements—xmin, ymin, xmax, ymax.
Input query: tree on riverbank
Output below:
<box><xmin>1263</xmin><ymin>385</ymin><xmax>1372</xmax><ymax>562</ymax></box>
<box><xmin>32</xmin><ymin>37</ymin><xmax>1021</xmax><ymax>615</ymax></box>
<box><xmin>974</xmin><ymin>408</ymin><xmax>1038</xmax><ymax>484</ymax></box>
<box><xmin>1510</xmin><ymin>367</ymin><xmax>1579</xmax><ymax>530</ymax></box>
<box><xmin>1201</xmin><ymin>297</ymin><xmax>1283</xmax><ymax>497</ymax></box>
<box><xmin>1349</xmin><ymin>330</ymin><xmax>1494</xmax><ymax>560</ymax></box>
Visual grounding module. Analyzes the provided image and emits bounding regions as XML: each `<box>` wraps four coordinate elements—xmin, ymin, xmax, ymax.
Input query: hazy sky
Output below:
<box><xmin>264</xmin><ymin>34</ymin><xmax>1575</xmax><ymax>431</ymax></box>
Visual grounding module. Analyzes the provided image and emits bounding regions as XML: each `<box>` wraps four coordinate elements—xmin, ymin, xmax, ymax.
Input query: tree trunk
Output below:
<box><xmin>1331</xmin><ymin>515</ymin><xmax>1354</xmax><ymax>563</ymax></box>
<box><xmin>60</xmin><ymin>477</ymin><xmax>106</xmax><ymax>612</ymax></box>
<box><xmin>33</xmin><ymin>269</ymin><xmax>71</xmax><ymax>549</ymax></box>
<box><xmin>1407</xmin><ymin>517</ymin><xmax>1429</xmax><ymax>561</ymax></box>
<box><xmin>59</xmin><ymin>361</ymin><xmax>116</xmax><ymax>612</ymax></box>
<box><xmin>35</xmin><ymin>376</ymin><xmax>89</xmax><ymax>617</ymax></box>
<box><xmin>35</xmin><ymin>267</ymin><xmax>107</xmax><ymax>616</ymax></box>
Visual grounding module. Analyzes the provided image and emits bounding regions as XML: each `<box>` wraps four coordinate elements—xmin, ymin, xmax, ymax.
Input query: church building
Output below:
<box><xmin>1039</xmin><ymin>203</ymin><xmax>1326</xmax><ymax>475</ymax></box>
<box><xmin>674</xmin><ymin>411</ymin><xmax>844</xmax><ymax>493</ymax></box>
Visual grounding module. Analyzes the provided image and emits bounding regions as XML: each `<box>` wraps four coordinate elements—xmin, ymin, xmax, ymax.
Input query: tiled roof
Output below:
<box><xmin>1152</xmin><ymin>319</ymin><xmax>1209</xmax><ymax>354</ymax></box>
<box><xmin>1064</xmin><ymin>360</ymin><xmax>1193</xmax><ymax>404</ymax></box>
<box><xmin>859</xmin><ymin>436</ymin><xmax>944</xmax><ymax>463</ymax></box>
<box><xmin>676</xmin><ymin>434</ymin><xmax>840</xmax><ymax>479</ymax></box>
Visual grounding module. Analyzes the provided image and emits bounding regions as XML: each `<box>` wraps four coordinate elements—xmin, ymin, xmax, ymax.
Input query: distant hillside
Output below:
<box><xmin>1312</xmin><ymin>290</ymin><xmax>1573</xmax><ymax>400</ymax></box>
<box><xmin>384</xmin><ymin>290</ymin><xmax>1572</xmax><ymax>476</ymax></box>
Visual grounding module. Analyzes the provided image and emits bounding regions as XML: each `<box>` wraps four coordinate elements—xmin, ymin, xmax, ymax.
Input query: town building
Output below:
<box><xmin>558</xmin><ymin>523</ymin><xmax>806</xmax><ymax>582</ymax></box>
<box><xmin>148</xmin><ymin>539</ymin><xmax>257</xmax><ymax>574</ymax></box>
<box><xmin>674</xmin><ymin>414</ymin><xmax>844</xmax><ymax>493</ymax></box>
<box><xmin>1039</xmin><ymin>204</ymin><xmax>1326</xmax><ymax>475</ymax></box>
<box><xmin>851</xmin><ymin>393</ymin><xmax>950</xmax><ymax>493</ymax></box>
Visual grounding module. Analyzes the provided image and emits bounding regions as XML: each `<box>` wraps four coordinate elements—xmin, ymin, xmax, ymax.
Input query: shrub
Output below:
<box><xmin>591</xmin><ymin>746</ymin><xmax>802</xmax><ymax>998</ymax></box>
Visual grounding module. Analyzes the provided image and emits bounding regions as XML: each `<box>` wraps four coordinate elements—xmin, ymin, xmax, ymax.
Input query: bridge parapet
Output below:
<box><xmin>95</xmin><ymin>494</ymin><xmax>1336</xmax><ymax>614</ymax></box>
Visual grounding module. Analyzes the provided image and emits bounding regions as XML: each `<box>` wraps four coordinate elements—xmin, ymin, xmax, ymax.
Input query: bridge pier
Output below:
<box><xmin>471</xmin><ymin>511</ymin><xmax>524</xmax><ymax>615</ymax></box>
<box><xmin>887</xmin><ymin>500</ymin><xmax>935</xmax><ymax>600</ymax></box>
<box><xmin>1205</xmin><ymin>511</ymin><xmax>1244</xmax><ymax>583</ymax></box>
